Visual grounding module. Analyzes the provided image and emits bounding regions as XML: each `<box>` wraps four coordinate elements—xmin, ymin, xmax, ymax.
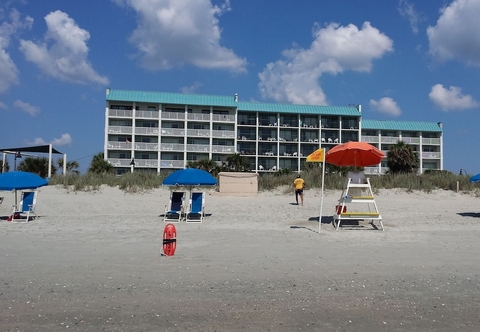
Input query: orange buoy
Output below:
<box><xmin>162</xmin><ymin>223</ymin><xmax>177</xmax><ymax>256</ymax></box>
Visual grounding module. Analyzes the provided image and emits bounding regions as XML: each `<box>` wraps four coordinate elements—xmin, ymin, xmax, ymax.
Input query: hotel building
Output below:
<box><xmin>105</xmin><ymin>89</ymin><xmax>443</xmax><ymax>175</ymax></box>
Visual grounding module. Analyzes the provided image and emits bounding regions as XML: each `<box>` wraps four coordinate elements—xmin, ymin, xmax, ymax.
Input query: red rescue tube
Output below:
<box><xmin>163</xmin><ymin>223</ymin><xmax>177</xmax><ymax>256</ymax></box>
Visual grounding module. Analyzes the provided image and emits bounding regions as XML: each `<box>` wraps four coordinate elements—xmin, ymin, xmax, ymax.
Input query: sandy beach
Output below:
<box><xmin>1</xmin><ymin>185</ymin><xmax>480</xmax><ymax>331</ymax></box>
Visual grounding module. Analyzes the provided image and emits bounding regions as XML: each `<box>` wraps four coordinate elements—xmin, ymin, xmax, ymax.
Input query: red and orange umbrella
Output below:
<box><xmin>325</xmin><ymin>141</ymin><xmax>384</xmax><ymax>167</ymax></box>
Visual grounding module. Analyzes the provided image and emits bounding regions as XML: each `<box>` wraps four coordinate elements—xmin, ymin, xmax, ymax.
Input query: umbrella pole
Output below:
<box><xmin>319</xmin><ymin>158</ymin><xmax>325</xmax><ymax>233</ymax></box>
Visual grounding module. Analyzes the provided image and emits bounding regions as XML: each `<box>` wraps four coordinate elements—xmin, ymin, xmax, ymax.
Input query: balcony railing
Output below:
<box><xmin>361</xmin><ymin>136</ymin><xmax>379</xmax><ymax>143</ymax></box>
<box><xmin>161</xmin><ymin>111</ymin><xmax>185</xmax><ymax>120</ymax></box>
<box><xmin>401</xmin><ymin>137</ymin><xmax>421</xmax><ymax>144</ymax></box>
<box><xmin>108</xmin><ymin>126</ymin><xmax>133</xmax><ymax>134</ymax></box>
<box><xmin>421</xmin><ymin>152</ymin><xmax>441</xmax><ymax>159</ymax></box>
<box><xmin>381</xmin><ymin>136</ymin><xmax>399</xmax><ymax>144</ymax></box>
<box><xmin>134</xmin><ymin>127</ymin><xmax>159</xmax><ymax>135</ymax></box>
<box><xmin>422</xmin><ymin>138</ymin><xmax>441</xmax><ymax>145</ymax></box>
<box><xmin>160</xmin><ymin>160</ymin><xmax>185</xmax><ymax>168</ymax></box>
<box><xmin>136</xmin><ymin>110</ymin><xmax>159</xmax><ymax>119</ymax></box>
<box><xmin>133</xmin><ymin>159</ymin><xmax>158</xmax><ymax>167</ymax></box>
<box><xmin>160</xmin><ymin>143</ymin><xmax>184</xmax><ymax>151</ymax></box>
<box><xmin>107</xmin><ymin>158</ymin><xmax>132</xmax><ymax>167</ymax></box>
<box><xmin>108</xmin><ymin>109</ymin><xmax>133</xmax><ymax>117</ymax></box>
<box><xmin>107</xmin><ymin>141</ymin><xmax>131</xmax><ymax>150</ymax></box>
<box><xmin>212</xmin><ymin>114</ymin><xmax>235</xmax><ymax>122</ymax></box>
<box><xmin>212</xmin><ymin>130</ymin><xmax>235</xmax><ymax>138</ymax></box>
<box><xmin>211</xmin><ymin>145</ymin><xmax>235</xmax><ymax>153</ymax></box>
<box><xmin>187</xmin><ymin>129</ymin><xmax>210</xmax><ymax>137</ymax></box>
<box><xmin>186</xmin><ymin>144</ymin><xmax>210</xmax><ymax>152</ymax></box>
<box><xmin>134</xmin><ymin>142</ymin><xmax>159</xmax><ymax>151</ymax></box>
<box><xmin>364</xmin><ymin>166</ymin><xmax>381</xmax><ymax>175</ymax></box>
<box><xmin>160</xmin><ymin>128</ymin><xmax>185</xmax><ymax>136</ymax></box>
<box><xmin>187</xmin><ymin>113</ymin><xmax>210</xmax><ymax>121</ymax></box>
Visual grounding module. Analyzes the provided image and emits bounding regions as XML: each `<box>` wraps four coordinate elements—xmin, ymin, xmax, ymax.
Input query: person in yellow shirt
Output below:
<box><xmin>293</xmin><ymin>174</ymin><xmax>305</xmax><ymax>206</ymax></box>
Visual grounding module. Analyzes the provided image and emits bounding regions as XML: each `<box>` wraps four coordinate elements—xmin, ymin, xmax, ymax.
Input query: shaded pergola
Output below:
<box><xmin>0</xmin><ymin>144</ymin><xmax>65</xmax><ymax>178</ymax></box>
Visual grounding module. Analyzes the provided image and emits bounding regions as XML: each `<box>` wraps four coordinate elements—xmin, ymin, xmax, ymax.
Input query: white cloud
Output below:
<box><xmin>0</xmin><ymin>101</ymin><xmax>7</xmax><ymax>110</ymax></box>
<box><xmin>258</xmin><ymin>22</ymin><xmax>393</xmax><ymax>105</ymax></box>
<box><xmin>116</xmin><ymin>0</ymin><xmax>246</xmax><ymax>72</ymax></box>
<box><xmin>369</xmin><ymin>97</ymin><xmax>402</xmax><ymax>116</ymax></box>
<box><xmin>427</xmin><ymin>0</ymin><xmax>480</xmax><ymax>66</ymax></box>
<box><xmin>429</xmin><ymin>84</ymin><xmax>478</xmax><ymax>111</ymax></box>
<box><xmin>180</xmin><ymin>82</ymin><xmax>204</xmax><ymax>94</ymax></box>
<box><xmin>31</xmin><ymin>133</ymin><xmax>72</xmax><ymax>146</ymax></box>
<box><xmin>398</xmin><ymin>0</ymin><xmax>425</xmax><ymax>34</ymax></box>
<box><xmin>51</xmin><ymin>133</ymin><xmax>72</xmax><ymax>146</ymax></box>
<box><xmin>19</xmin><ymin>10</ymin><xmax>109</xmax><ymax>85</ymax></box>
<box><xmin>0</xmin><ymin>9</ymin><xmax>32</xmax><ymax>93</ymax></box>
<box><xmin>13</xmin><ymin>100</ymin><xmax>40</xmax><ymax>116</ymax></box>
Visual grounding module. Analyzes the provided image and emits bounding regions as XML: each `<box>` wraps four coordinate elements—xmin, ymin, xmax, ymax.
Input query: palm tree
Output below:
<box><xmin>57</xmin><ymin>158</ymin><xmax>80</xmax><ymax>175</ymax></box>
<box><xmin>17</xmin><ymin>157</ymin><xmax>56</xmax><ymax>178</ymax></box>
<box><xmin>387</xmin><ymin>141</ymin><xmax>419</xmax><ymax>174</ymax></box>
<box><xmin>223</xmin><ymin>153</ymin><xmax>251</xmax><ymax>172</ymax></box>
<box><xmin>88</xmin><ymin>152</ymin><xmax>114</xmax><ymax>174</ymax></box>
<box><xmin>187</xmin><ymin>159</ymin><xmax>221</xmax><ymax>176</ymax></box>
<box><xmin>0</xmin><ymin>159</ymin><xmax>9</xmax><ymax>173</ymax></box>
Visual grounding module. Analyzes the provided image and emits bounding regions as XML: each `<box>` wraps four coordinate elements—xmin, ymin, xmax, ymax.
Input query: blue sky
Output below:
<box><xmin>1</xmin><ymin>0</ymin><xmax>479</xmax><ymax>174</ymax></box>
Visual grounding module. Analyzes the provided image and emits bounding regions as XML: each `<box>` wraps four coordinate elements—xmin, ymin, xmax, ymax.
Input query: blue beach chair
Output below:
<box><xmin>11</xmin><ymin>191</ymin><xmax>37</xmax><ymax>222</ymax></box>
<box><xmin>163</xmin><ymin>191</ymin><xmax>186</xmax><ymax>222</ymax></box>
<box><xmin>186</xmin><ymin>191</ymin><xmax>205</xmax><ymax>223</ymax></box>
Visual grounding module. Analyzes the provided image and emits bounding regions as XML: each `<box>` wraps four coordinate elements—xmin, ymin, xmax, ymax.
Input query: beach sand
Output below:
<box><xmin>1</xmin><ymin>185</ymin><xmax>480</xmax><ymax>331</ymax></box>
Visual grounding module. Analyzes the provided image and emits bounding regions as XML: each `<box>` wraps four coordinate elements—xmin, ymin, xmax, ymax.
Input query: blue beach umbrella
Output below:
<box><xmin>0</xmin><ymin>171</ymin><xmax>48</xmax><ymax>191</ymax></box>
<box><xmin>0</xmin><ymin>171</ymin><xmax>48</xmax><ymax>208</ymax></box>
<box><xmin>162</xmin><ymin>168</ymin><xmax>217</xmax><ymax>187</ymax></box>
<box><xmin>469</xmin><ymin>173</ymin><xmax>480</xmax><ymax>183</ymax></box>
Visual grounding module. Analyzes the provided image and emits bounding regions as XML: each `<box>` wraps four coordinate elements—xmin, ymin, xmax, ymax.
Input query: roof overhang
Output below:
<box><xmin>0</xmin><ymin>145</ymin><xmax>63</xmax><ymax>154</ymax></box>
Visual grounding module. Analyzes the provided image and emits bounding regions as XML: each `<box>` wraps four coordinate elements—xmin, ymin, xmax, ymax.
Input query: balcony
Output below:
<box><xmin>136</xmin><ymin>110</ymin><xmax>159</xmax><ymax>119</ymax></box>
<box><xmin>211</xmin><ymin>145</ymin><xmax>235</xmax><ymax>153</ymax></box>
<box><xmin>187</xmin><ymin>113</ymin><xmax>210</xmax><ymax>121</ymax></box>
<box><xmin>108</xmin><ymin>109</ymin><xmax>133</xmax><ymax>117</ymax></box>
<box><xmin>133</xmin><ymin>159</ymin><xmax>158</xmax><ymax>167</ymax></box>
<box><xmin>212</xmin><ymin>130</ymin><xmax>235</xmax><ymax>138</ymax></box>
<box><xmin>187</xmin><ymin>129</ymin><xmax>210</xmax><ymax>137</ymax></box>
<box><xmin>134</xmin><ymin>127</ymin><xmax>159</xmax><ymax>135</ymax></box>
<box><xmin>401</xmin><ymin>137</ymin><xmax>421</xmax><ymax>144</ymax></box>
<box><xmin>160</xmin><ymin>128</ymin><xmax>185</xmax><ymax>136</ymax></box>
<box><xmin>186</xmin><ymin>144</ymin><xmax>210</xmax><ymax>152</ymax></box>
<box><xmin>212</xmin><ymin>114</ymin><xmax>235</xmax><ymax>122</ymax></box>
<box><xmin>161</xmin><ymin>111</ymin><xmax>185</xmax><ymax>120</ymax></box>
<box><xmin>108</xmin><ymin>126</ymin><xmax>133</xmax><ymax>134</ymax></box>
<box><xmin>381</xmin><ymin>136</ymin><xmax>399</xmax><ymax>144</ymax></box>
<box><xmin>161</xmin><ymin>143</ymin><xmax>184</xmax><ymax>151</ymax></box>
<box><xmin>364</xmin><ymin>166</ymin><xmax>381</xmax><ymax>175</ymax></box>
<box><xmin>422</xmin><ymin>138</ymin><xmax>441</xmax><ymax>145</ymax></box>
<box><xmin>134</xmin><ymin>142</ymin><xmax>158</xmax><ymax>151</ymax></box>
<box><xmin>422</xmin><ymin>152</ymin><xmax>441</xmax><ymax>159</ymax></box>
<box><xmin>107</xmin><ymin>141</ymin><xmax>131</xmax><ymax>150</ymax></box>
<box><xmin>361</xmin><ymin>135</ymin><xmax>379</xmax><ymax>143</ymax></box>
<box><xmin>107</xmin><ymin>158</ymin><xmax>132</xmax><ymax>167</ymax></box>
<box><xmin>160</xmin><ymin>160</ymin><xmax>185</xmax><ymax>168</ymax></box>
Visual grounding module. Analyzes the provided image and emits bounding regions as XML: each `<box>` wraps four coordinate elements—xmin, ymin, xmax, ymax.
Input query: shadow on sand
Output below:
<box><xmin>457</xmin><ymin>212</ymin><xmax>480</xmax><ymax>218</ymax></box>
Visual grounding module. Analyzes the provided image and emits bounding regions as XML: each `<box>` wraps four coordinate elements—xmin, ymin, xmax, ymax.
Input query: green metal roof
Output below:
<box><xmin>106</xmin><ymin>89</ymin><xmax>237</xmax><ymax>107</ymax></box>
<box><xmin>106</xmin><ymin>89</ymin><xmax>361</xmax><ymax>116</ymax></box>
<box><xmin>237</xmin><ymin>102</ymin><xmax>360</xmax><ymax>116</ymax></box>
<box><xmin>362</xmin><ymin>120</ymin><xmax>443</xmax><ymax>132</ymax></box>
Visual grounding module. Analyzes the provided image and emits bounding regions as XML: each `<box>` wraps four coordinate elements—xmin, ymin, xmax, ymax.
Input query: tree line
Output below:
<box><xmin>0</xmin><ymin>141</ymin><xmax>421</xmax><ymax>178</ymax></box>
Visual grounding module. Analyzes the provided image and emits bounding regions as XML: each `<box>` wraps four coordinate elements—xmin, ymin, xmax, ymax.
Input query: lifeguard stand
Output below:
<box><xmin>333</xmin><ymin>172</ymin><xmax>383</xmax><ymax>231</ymax></box>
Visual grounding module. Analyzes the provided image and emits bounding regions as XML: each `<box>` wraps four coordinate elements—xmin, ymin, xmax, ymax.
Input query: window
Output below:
<box><xmin>147</xmin><ymin>106</ymin><xmax>156</xmax><ymax>111</ymax></box>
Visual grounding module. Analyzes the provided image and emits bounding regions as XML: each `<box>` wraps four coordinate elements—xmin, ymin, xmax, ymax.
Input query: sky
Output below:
<box><xmin>1</xmin><ymin>0</ymin><xmax>480</xmax><ymax>175</ymax></box>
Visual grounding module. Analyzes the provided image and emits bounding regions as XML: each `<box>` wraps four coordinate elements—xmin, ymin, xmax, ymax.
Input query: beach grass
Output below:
<box><xmin>49</xmin><ymin>170</ymin><xmax>478</xmax><ymax>194</ymax></box>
